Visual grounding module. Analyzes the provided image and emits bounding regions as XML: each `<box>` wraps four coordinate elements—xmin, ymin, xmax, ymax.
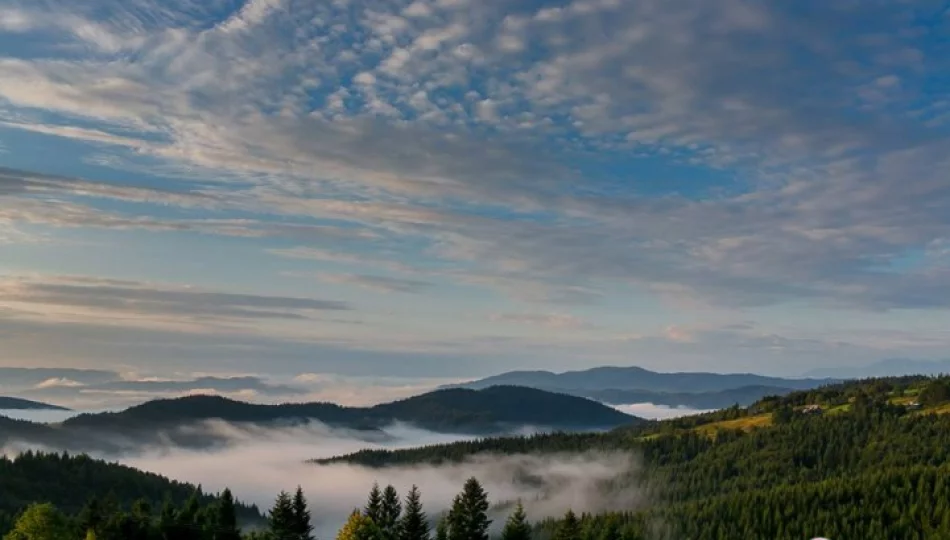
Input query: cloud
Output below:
<box><xmin>610</xmin><ymin>403</ymin><xmax>714</xmax><ymax>420</ymax></box>
<box><xmin>0</xmin><ymin>275</ymin><xmax>351</xmax><ymax>334</ymax></box>
<box><xmin>88</xmin><ymin>375</ymin><xmax>306</xmax><ymax>396</ymax></box>
<box><xmin>1</xmin><ymin>0</ymin><xmax>947</xmax><ymax>314</ymax></box>
<box><xmin>34</xmin><ymin>378</ymin><xmax>85</xmax><ymax>389</ymax></box>
<box><xmin>0</xmin><ymin>0</ymin><xmax>948</xmax><ymax>377</ymax></box>
<box><xmin>317</xmin><ymin>274</ymin><xmax>433</xmax><ymax>294</ymax></box>
<box><xmin>490</xmin><ymin>313</ymin><xmax>588</xmax><ymax>329</ymax></box>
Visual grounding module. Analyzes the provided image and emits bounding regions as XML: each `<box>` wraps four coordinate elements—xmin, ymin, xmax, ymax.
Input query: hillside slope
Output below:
<box><xmin>0</xmin><ymin>451</ymin><xmax>262</xmax><ymax>533</ymax></box>
<box><xmin>318</xmin><ymin>375</ymin><xmax>950</xmax><ymax>538</ymax></box>
<box><xmin>0</xmin><ymin>396</ymin><xmax>69</xmax><ymax>411</ymax></box>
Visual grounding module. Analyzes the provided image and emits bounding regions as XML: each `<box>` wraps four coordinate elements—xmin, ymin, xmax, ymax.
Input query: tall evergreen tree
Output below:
<box><xmin>77</xmin><ymin>496</ymin><xmax>103</xmax><ymax>535</ymax></box>
<box><xmin>553</xmin><ymin>511</ymin><xmax>580</xmax><ymax>540</ymax></box>
<box><xmin>292</xmin><ymin>486</ymin><xmax>315</xmax><ymax>540</ymax></box>
<box><xmin>175</xmin><ymin>490</ymin><xmax>204</xmax><ymax>540</ymax></box>
<box><xmin>365</xmin><ymin>484</ymin><xmax>383</xmax><ymax>524</ymax></box>
<box><xmin>435</xmin><ymin>518</ymin><xmax>448</xmax><ymax>540</ymax></box>
<box><xmin>159</xmin><ymin>497</ymin><xmax>177</xmax><ymax>539</ymax></box>
<box><xmin>214</xmin><ymin>488</ymin><xmax>242</xmax><ymax>540</ymax></box>
<box><xmin>446</xmin><ymin>478</ymin><xmax>490</xmax><ymax>540</ymax></box>
<box><xmin>380</xmin><ymin>485</ymin><xmax>402</xmax><ymax>540</ymax></box>
<box><xmin>500</xmin><ymin>502</ymin><xmax>531</xmax><ymax>540</ymax></box>
<box><xmin>597</xmin><ymin>519</ymin><xmax>620</xmax><ymax>540</ymax></box>
<box><xmin>270</xmin><ymin>491</ymin><xmax>297</xmax><ymax>540</ymax></box>
<box><xmin>399</xmin><ymin>485</ymin><xmax>429</xmax><ymax>540</ymax></box>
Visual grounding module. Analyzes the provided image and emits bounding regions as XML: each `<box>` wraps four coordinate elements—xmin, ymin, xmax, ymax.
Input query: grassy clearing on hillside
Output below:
<box><xmin>693</xmin><ymin>414</ymin><xmax>772</xmax><ymax>438</ymax></box>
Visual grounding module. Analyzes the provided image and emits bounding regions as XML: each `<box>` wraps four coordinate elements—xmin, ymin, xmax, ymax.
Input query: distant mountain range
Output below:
<box><xmin>445</xmin><ymin>366</ymin><xmax>839</xmax><ymax>409</ymax></box>
<box><xmin>0</xmin><ymin>386</ymin><xmax>636</xmax><ymax>454</ymax></box>
<box><xmin>0</xmin><ymin>397</ymin><xmax>69</xmax><ymax>411</ymax></box>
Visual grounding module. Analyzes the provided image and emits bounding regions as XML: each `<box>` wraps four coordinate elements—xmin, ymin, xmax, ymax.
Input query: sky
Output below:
<box><xmin>1</xmin><ymin>0</ymin><xmax>950</xmax><ymax>390</ymax></box>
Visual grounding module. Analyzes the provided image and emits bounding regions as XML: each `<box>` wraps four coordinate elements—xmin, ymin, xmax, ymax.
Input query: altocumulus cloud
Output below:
<box><xmin>0</xmin><ymin>0</ymin><xmax>949</xmax><ymax>375</ymax></box>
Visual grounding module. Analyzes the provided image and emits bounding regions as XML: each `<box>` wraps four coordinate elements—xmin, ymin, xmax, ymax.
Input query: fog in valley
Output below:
<box><xmin>610</xmin><ymin>403</ymin><xmax>715</xmax><ymax>420</ymax></box>
<box><xmin>0</xmin><ymin>409</ymin><xmax>116</xmax><ymax>424</ymax></box>
<box><xmin>1</xmin><ymin>417</ymin><xmax>651</xmax><ymax>538</ymax></box>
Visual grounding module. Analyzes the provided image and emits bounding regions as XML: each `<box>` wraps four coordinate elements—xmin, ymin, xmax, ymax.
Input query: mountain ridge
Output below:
<box><xmin>444</xmin><ymin>365</ymin><xmax>839</xmax><ymax>408</ymax></box>
<box><xmin>0</xmin><ymin>397</ymin><xmax>70</xmax><ymax>411</ymax></box>
<box><xmin>449</xmin><ymin>365</ymin><xmax>836</xmax><ymax>393</ymax></box>
<box><xmin>1</xmin><ymin>386</ymin><xmax>637</xmax><ymax>454</ymax></box>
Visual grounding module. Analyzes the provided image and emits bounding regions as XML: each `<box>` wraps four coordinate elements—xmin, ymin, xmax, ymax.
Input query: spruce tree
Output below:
<box><xmin>365</xmin><ymin>483</ymin><xmax>383</xmax><ymax>524</ymax></box>
<box><xmin>435</xmin><ymin>517</ymin><xmax>448</xmax><ymax>540</ymax></box>
<box><xmin>500</xmin><ymin>502</ymin><xmax>531</xmax><ymax>540</ymax></box>
<box><xmin>215</xmin><ymin>488</ymin><xmax>242</xmax><ymax>540</ymax></box>
<box><xmin>399</xmin><ymin>485</ymin><xmax>429</xmax><ymax>540</ymax></box>
<box><xmin>598</xmin><ymin>519</ymin><xmax>620</xmax><ymax>540</ymax></box>
<box><xmin>446</xmin><ymin>478</ymin><xmax>491</xmax><ymax>540</ymax></box>
<box><xmin>292</xmin><ymin>486</ymin><xmax>315</xmax><ymax>540</ymax></box>
<box><xmin>270</xmin><ymin>491</ymin><xmax>297</xmax><ymax>540</ymax></box>
<box><xmin>159</xmin><ymin>497</ymin><xmax>177</xmax><ymax>539</ymax></box>
<box><xmin>380</xmin><ymin>485</ymin><xmax>402</xmax><ymax>540</ymax></box>
<box><xmin>553</xmin><ymin>510</ymin><xmax>580</xmax><ymax>540</ymax></box>
<box><xmin>77</xmin><ymin>496</ymin><xmax>103</xmax><ymax>535</ymax></box>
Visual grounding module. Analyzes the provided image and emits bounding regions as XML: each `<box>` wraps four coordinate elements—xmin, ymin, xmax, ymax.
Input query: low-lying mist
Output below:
<box><xmin>2</xmin><ymin>420</ymin><xmax>650</xmax><ymax>538</ymax></box>
<box><xmin>611</xmin><ymin>403</ymin><xmax>715</xmax><ymax>420</ymax></box>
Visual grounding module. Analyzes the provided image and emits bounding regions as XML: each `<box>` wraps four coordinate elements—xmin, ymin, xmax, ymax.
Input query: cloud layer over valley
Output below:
<box><xmin>1</xmin><ymin>420</ymin><xmax>649</xmax><ymax>538</ymax></box>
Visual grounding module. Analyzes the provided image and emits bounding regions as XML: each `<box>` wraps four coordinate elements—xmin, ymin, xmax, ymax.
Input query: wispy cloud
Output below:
<box><xmin>490</xmin><ymin>313</ymin><xmax>589</xmax><ymax>329</ymax></box>
<box><xmin>317</xmin><ymin>274</ymin><xmax>434</xmax><ymax>294</ymax></box>
<box><xmin>0</xmin><ymin>275</ymin><xmax>351</xmax><ymax>334</ymax></box>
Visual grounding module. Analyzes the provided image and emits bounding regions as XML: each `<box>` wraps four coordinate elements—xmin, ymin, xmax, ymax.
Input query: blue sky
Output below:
<box><xmin>1</xmin><ymin>0</ymin><xmax>950</xmax><ymax>391</ymax></box>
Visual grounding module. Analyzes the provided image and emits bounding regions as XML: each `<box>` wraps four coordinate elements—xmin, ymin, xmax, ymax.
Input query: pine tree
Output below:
<box><xmin>214</xmin><ymin>488</ymin><xmax>242</xmax><ymax>540</ymax></box>
<box><xmin>270</xmin><ymin>491</ymin><xmax>297</xmax><ymax>540</ymax></box>
<box><xmin>175</xmin><ymin>490</ymin><xmax>203</xmax><ymax>540</ymax></box>
<box><xmin>159</xmin><ymin>497</ymin><xmax>177</xmax><ymax>539</ymax></box>
<box><xmin>446</xmin><ymin>478</ymin><xmax>491</xmax><ymax>540</ymax></box>
<box><xmin>553</xmin><ymin>510</ymin><xmax>580</xmax><ymax>540</ymax></box>
<box><xmin>77</xmin><ymin>496</ymin><xmax>103</xmax><ymax>535</ymax></box>
<box><xmin>365</xmin><ymin>483</ymin><xmax>383</xmax><ymax>524</ymax></box>
<box><xmin>435</xmin><ymin>518</ymin><xmax>448</xmax><ymax>540</ymax></box>
<box><xmin>598</xmin><ymin>518</ymin><xmax>620</xmax><ymax>540</ymax></box>
<box><xmin>292</xmin><ymin>486</ymin><xmax>315</xmax><ymax>540</ymax></box>
<box><xmin>500</xmin><ymin>502</ymin><xmax>531</xmax><ymax>540</ymax></box>
<box><xmin>399</xmin><ymin>485</ymin><xmax>429</xmax><ymax>540</ymax></box>
<box><xmin>380</xmin><ymin>485</ymin><xmax>402</xmax><ymax>540</ymax></box>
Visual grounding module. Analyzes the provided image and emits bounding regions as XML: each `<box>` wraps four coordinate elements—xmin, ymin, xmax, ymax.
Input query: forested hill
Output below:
<box><xmin>317</xmin><ymin>375</ymin><xmax>950</xmax><ymax>539</ymax></box>
<box><xmin>0</xmin><ymin>386</ymin><xmax>636</xmax><ymax>453</ymax></box>
<box><xmin>0</xmin><ymin>396</ymin><xmax>69</xmax><ymax>410</ymax></box>
<box><xmin>0</xmin><ymin>451</ymin><xmax>263</xmax><ymax>534</ymax></box>
<box><xmin>321</xmin><ymin>374</ymin><xmax>946</xmax><ymax>466</ymax></box>
<box><xmin>63</xmin><ymin>385</ymin><xmax>634</xmax><ymax>431</ymax></box>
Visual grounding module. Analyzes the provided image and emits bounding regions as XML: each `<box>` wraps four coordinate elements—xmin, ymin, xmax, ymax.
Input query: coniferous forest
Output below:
<box><xmin>4</xmin><ymin>376</ymin><xmax>950</xmax><ymax>539</ymax></box>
